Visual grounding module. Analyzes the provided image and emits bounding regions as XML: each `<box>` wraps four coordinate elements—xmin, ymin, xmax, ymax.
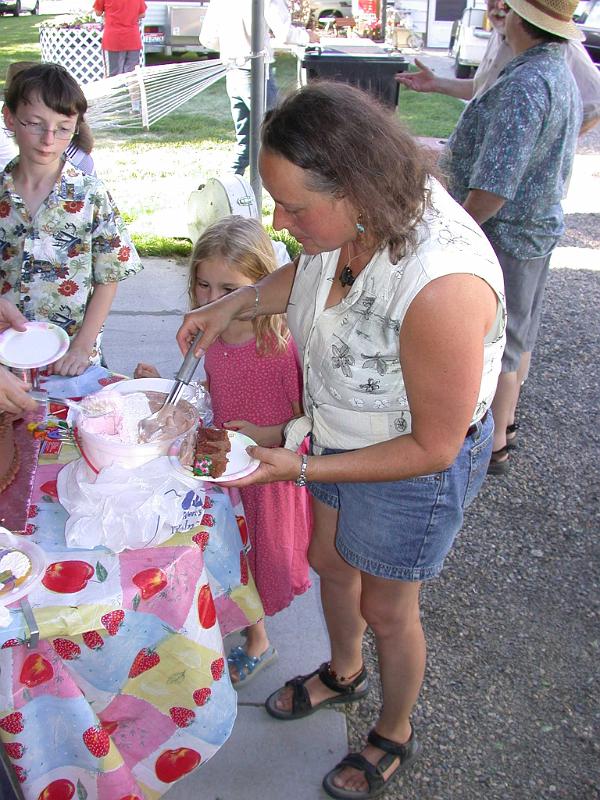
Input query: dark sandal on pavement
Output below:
<box><xmin>264</xmin><ymin>661</ymin><xmax>369</xmax><ymax>720</ymax></box>
<box><xmin>506</xmin><ymin>422</ymin><xmax>519</xmax><ymax>450</ymax></box>
<box><xmin>322</xmin><ymin>726</ymin><xmax>421</xmax><ymax>799</ymax></box>
<box><xmin>488</xmin><ymin>445</ymin><xmax>510</xmax><ymax>475</ymax></box>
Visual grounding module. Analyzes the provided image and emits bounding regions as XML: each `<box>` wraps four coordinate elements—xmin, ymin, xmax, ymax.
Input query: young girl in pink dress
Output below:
<box><xmin>136</xmin><ymin>216</ymin><xmax>311</xmax><ymax>685</ymax></box>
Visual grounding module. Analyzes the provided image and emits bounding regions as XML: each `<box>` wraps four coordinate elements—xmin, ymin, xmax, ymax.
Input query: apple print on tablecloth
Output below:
<box><xmin>197</xmin><ymin>584</ymin><xmax>216</xmax><ymax>629</ymax></box>
<box><xmin>19</xmin><ymin>653</ymin><xmax>54</xmax><ymax>687</ymax></box>
<box><xmin>36</xmin><ymin>778</ymin><xmax>77</xmax><ymax>799</ymax></box>
<box><xmin>132</xmin><ymin>568</ymin><xmax>168</xmax><ymax>600</ymax></box>
<box><xmin>155</xmin><ymin>747</ymin><xmax>201</xmax><ymax>783</ymax></box>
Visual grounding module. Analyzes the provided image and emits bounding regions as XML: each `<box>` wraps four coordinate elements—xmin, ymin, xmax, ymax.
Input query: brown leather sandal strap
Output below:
<box><xmin>318</xmin><ymin>661</ymin><xmax>367</xmax><ymax>694</ymax></box>
<box><xmin>368</xmin><ymin>726</ymin><xmax>414</xmax><ymax>760</ymax></box>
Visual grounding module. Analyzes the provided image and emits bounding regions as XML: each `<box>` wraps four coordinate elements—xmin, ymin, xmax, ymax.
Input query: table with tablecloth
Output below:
<box><xmin>0</xmin><ymin>368</ymin><xmax>263</xmax><ymax>800</ymax></box>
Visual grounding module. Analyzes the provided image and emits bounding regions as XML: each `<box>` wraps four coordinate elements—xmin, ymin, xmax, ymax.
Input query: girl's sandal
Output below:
<box><xmin>322</xmin><ymin>726</ymin><xmax>421</xmax><ymax>799</ymax></box>
<box><xmin>228</xmin><ymin>644</ymin><xmax>278</xmax><ymax>690</ymax></box>
<box><xmin>264</xmin><ymin>661</ymin><xmax>369</xmax><ymax>720</ymax></box>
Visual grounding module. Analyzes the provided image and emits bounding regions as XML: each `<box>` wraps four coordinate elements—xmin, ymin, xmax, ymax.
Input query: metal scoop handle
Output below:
<box><xmin>164</xmin><ymin>330</ymin><xmax>204</xmax><ymax>407</ymax></box>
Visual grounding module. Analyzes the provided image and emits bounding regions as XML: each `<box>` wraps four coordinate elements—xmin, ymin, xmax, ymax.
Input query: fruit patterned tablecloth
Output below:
<box><xmin>0</xmin><ymin>370</ymin><xmax>263</xmax><ymax>800</ymax></box>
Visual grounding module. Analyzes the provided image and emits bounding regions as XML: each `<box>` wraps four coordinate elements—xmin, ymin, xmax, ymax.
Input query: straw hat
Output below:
<box><xmin>507</xmin><ymin>0</ymin><xmax>584</xmax><ymax>40</ymax></box>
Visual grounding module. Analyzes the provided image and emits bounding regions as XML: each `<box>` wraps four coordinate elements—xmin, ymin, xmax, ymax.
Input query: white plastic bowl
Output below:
<box><xmin>99</xmin><ymin>377</ymin><xmax>197</xmax><ymax>403</ymax></box>
<box><xmin>69</xmin><ymin>380</ymin><xmax>197</xmax><ymax>471</ymax></box>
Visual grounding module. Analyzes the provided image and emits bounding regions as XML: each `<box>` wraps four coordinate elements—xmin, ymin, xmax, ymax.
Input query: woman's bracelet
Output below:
<box><xmin>294</xmin><ymin>453</ymin><xmax>309</xmax><ymax>487</ymax></box>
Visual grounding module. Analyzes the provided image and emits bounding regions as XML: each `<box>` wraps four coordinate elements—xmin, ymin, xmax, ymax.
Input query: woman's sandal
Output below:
<box><xmin>322</xmin><ymin>726</ymin><xmax>421</xmax><ymax>799</ymax></box>
<box><xmin>488</xmin><ymin>445</ymin><xmax>510</xmax><ymax>476</ymax></box>
<box><xmin>506</xmin><ymin>422</ymin><xmax>519</xmax><ymax>450</ymax></box>
<box><xmin>264</xmin><ymin>661</ymin><xmax>369</xmax><ymax>720</ymax></box>
<box><xmin>227</xmin><ymin>644</ymin><xmax>278</xmax><ymax>689</ymax></box>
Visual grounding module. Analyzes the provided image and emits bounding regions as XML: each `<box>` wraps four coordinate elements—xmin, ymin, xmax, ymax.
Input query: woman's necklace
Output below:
<box><xmin>339</xmin><ymin>243</ymin><xmax>371</xmax><ymax>288</ymax></box>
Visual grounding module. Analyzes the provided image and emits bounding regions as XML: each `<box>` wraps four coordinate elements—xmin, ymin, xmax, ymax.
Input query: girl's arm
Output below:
<box><xmin>50</xmin><ymin>282</ymin><xmax>118</xmax><ymax>376</ymax></box>
<box><xmin>176</xmin><ymin>260</ymin><xmax>298</xmax><ymax>358</ymax></box>
<box><xmin>224</xmin><ymin>400</ymin><xmax>303</xmax><ymax>448</ymax></box>
<box><xmin>225</xmin><ymin>273</ymin><xmax>497</xmax><ymax>486</ymax></box>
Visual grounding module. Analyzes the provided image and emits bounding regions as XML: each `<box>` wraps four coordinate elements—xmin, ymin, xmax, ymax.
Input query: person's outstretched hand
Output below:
<box><xmin>0</xmin><ymin>366</ymin><xmax>35</xmax><ymax>414</ymax></box>
<box><xmin>0</xmin><ymin>298</ymin><xmax>28</xmax><ymax>334</ymax></box>
<box><xmin>0</xmin><ymin>299</ymin><xmax>37</xmax><ymax>413</ymax></box>
<box><xmin>220</xmin><ymin>445</ymin><xmax>303</xmax><ymax>487</ymax></box>
<box><xmin>134</xmin><ymin>362</ymin><xmax>161</xmax><ymax>379</ymax></box>
<box><xmin>395</xmin><ymin>58</ymin><xmax>438</xmax><ymax>93</ymax></box>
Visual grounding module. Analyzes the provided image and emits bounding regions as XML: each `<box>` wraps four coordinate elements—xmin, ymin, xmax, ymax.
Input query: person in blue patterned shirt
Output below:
<box><xmin>442</xmin><ymin>0</ymin><xmax>583</xmax><ymax>474</ymax></box>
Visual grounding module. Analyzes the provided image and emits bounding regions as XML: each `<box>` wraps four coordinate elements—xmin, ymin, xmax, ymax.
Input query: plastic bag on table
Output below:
<box><xmin>57</xmin><ymin>456</ymin><xmax>202</xmax><ymax>552</ymax></box>
<box><xmin>184</xmin><ymin>380</ymin><xmax>214</xmax><ymax>427</ymax></box>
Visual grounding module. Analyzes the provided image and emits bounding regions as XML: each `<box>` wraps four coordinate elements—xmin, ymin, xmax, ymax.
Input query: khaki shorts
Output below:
<box><xmin>494</xmin><ymin>246</ymin><xmax>552</xmax><ymax>372</ymax></box>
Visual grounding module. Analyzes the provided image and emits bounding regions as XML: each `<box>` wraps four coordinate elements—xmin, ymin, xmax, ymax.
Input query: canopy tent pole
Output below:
<box><xmin>249</xmin><ymin>0</ymin><xmax>265</xmax><ymax>210</ymax></box>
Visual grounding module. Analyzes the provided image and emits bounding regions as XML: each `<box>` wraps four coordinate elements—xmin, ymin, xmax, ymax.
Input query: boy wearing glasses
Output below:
<box><xmin>0</xmin><ymin>62</ymin><xmax>142</xmax><ymax>376</ymax></box>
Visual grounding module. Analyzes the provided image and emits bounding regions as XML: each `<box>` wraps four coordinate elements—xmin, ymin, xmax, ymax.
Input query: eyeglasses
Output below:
<box><xmin>15</xmin><ymin>116</ymin><xmax>78</xmax><ymax>141</ymax></box>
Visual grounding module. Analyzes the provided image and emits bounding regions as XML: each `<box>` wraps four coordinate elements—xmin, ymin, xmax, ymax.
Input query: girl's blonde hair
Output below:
<box><xmin>188</xmin><ymin>216</ymin><xmax>289</xmax><ymax>355</ymax></box>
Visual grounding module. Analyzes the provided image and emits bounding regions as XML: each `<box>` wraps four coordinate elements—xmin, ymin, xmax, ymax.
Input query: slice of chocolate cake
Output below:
<box><xmin>193</xmin><ymin>428</ymin><xmax>231</xmax><ymax>478</ymax></box>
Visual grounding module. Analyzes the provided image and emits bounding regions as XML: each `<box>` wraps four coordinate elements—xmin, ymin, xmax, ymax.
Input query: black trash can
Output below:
<box><xmin>301</xmin><ymin>48</ymin><xmax>409</xmax><ymax>108</ymax></box>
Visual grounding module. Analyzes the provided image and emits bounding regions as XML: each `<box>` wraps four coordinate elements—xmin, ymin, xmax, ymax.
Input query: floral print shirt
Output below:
<box><xmin>285</xmin><ymin>179</ymin><xmax>507</xmax><ymax>452</ymax></box>
<box><xmin>0</xmin><ymin>157</ymin><xmax>142</xmax><ymax>361</ymax></box>
<box><xmin>442</xmin><ymin>43</ymin><xmax>582</xmax><ymax>259</ymax></box>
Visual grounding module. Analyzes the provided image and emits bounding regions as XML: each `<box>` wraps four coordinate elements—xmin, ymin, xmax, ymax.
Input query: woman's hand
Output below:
<box><xmin>176</xmin><ymin>264</ymin><xmax>297</xmax><ymax>358</ymax></box>
<box><xmin>0</xmin><ymin>299</ymin><xmax>28</xmax><ymax>334</ymax></box>
<box><xmin>220</xmin><ymin>445</ymin><xmax>303</xmax><ymax>487</ymax></box>
<box><xmin>0</xmin><ymin>366</ymin><xmax>36</xmax><ymax>414</ymax></box>
<box><xmin>134</xmin><ymin>362</ymin><xmax>161</xmax><ymax>379</ymax></box>
<box><xmin>176</xmin><ymin>292</ymin><xmax>251</xmax><ymax>359</ymax></box>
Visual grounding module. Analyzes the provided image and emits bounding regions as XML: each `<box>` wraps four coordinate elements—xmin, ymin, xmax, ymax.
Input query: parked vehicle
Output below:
<box><xmin>0</xmin><ymin>0</ymin><xmax>39</xmax><ymax>16</ymax></box>
<box><xmin>309</xmin><ymin>0</ymin><xmax>353</xmax><ymax>25</ymax></box>
<box><xmin>143</xmin><ymin>0</ymin><xmax>210</xmax><ymax>55</ymax></box>
<box><xmin>449</xmin><ymin>2</ymin><xmax>491</xmax><ymax>78</ymax></box>
<box><xmin>576</xmin><ymin>0</ymin><xmax>600</xmax><ymax>63</ymax></box>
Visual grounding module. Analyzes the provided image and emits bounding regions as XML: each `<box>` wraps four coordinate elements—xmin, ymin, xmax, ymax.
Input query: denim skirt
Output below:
<box><xmin>308</xmin><ymin>413</ymin><xmax>494</xmax><ymax>581</ymax></box>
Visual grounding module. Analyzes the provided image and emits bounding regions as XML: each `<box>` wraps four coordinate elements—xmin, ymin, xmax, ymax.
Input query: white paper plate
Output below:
<box><xmin>0</xmin><ymin>528</ymin><xmax>47</xmax><ymax>608</ymax></box>
<box><xmin>0</xmin><ymin>321</ymin><xmax>69</xmax><ymax>369</ymax></box>
<box><xmin>169</xmin><ymin>430</ymin><xmax>260</xmax><ymax>483</ymax></box>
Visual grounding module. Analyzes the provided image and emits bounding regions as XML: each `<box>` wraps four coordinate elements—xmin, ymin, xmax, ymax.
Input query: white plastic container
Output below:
<box><xmin>69</xmin><ymin>380</ymin><xmax>197</xmax><ymax>472</ymax></box>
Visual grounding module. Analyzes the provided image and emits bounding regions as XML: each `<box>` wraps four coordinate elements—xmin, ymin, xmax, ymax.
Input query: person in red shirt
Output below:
<box><xmin>93</xmin><ymin>0</ymin><xmax>147</xmax><ymax>77</ymax></box>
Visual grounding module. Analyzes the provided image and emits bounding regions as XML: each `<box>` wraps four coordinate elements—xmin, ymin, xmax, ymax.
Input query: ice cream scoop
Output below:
<box><xmin>138</xmin><ymin>331</ymin><xmax>204</xmax><ymax>443</ymax></box>
<box><xmin>30</xmin><ymin>390</ymin><xmax>111</xmax><ymax>418</ymax></box>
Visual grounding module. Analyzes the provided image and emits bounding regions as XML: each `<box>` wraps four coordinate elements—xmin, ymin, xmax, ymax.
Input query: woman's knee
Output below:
<box><xmin>308</xmin><ymin>539</ymin><xmax>350</xmax><ymax>579</ymax></box>
<box><xmin>360</xmin><ymin>582</ymin><xmax>421</xmax><ymax>636</ymax></box>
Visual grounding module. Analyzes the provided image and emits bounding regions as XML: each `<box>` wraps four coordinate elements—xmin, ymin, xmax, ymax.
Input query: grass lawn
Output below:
<box><xmin>1</xmin><ymin>15</ymin><xmax>464</xmax><ymax>256</ymax></box>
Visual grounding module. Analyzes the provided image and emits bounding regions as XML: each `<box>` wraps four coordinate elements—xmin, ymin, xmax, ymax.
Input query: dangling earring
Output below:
<box><xmin>356</xmin><ymin>215</ymin><xmax>365</xmax><ymax>235</ymax></box>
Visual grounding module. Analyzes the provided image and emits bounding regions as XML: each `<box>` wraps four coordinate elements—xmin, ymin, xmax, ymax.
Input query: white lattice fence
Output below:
<box><xmin>40</xmin><ymin>25</ymin><xmax>106</xmax><ymax>85</ymax></box>
<box><xmin>39</xmin><ymin>24</ymin><xmax>147</xmax><ymax>85</ymax></box>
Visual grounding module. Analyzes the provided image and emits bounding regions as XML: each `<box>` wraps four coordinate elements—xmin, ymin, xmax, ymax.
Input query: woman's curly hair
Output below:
<box><xmin>261</xmin><ymin>81</ymin><xmax>436</xmax><ymax>263</ymax></box>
